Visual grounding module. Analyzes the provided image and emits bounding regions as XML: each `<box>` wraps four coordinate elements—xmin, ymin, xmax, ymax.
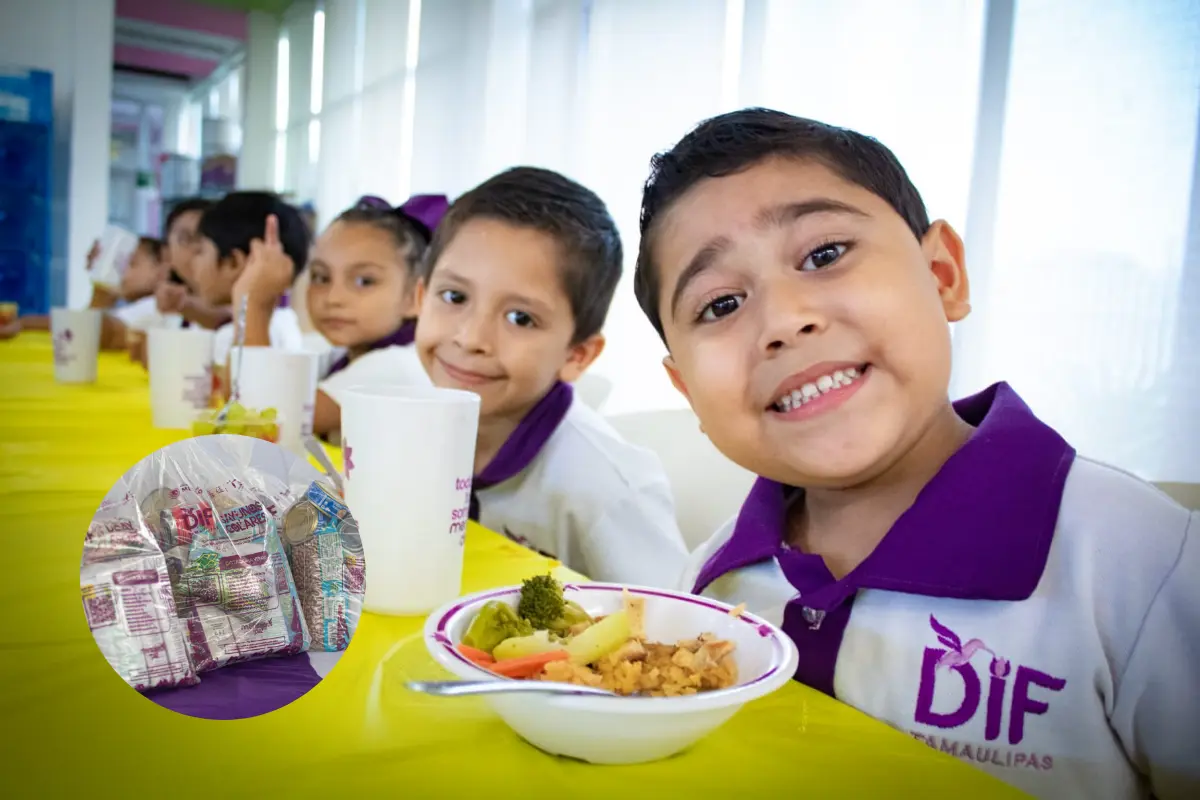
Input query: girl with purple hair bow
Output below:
<box><xmin>308</xmin><ymin>194</ymin><xmax>449</xmax><ymax>442</ymax></box>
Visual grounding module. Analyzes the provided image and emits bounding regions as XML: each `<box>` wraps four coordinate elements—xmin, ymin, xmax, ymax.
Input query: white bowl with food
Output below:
<box><xmin>422</xmin><ymin>577</ymin><xmax>799</xmax><ymax>764</ymax></box>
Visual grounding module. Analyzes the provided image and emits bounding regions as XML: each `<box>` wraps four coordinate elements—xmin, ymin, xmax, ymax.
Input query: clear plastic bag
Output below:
<box><xmin>277</xmin><ymin>481</ymin><xmax>364</xmax><ymax>651</ymax></box>
<box><xmin>221</xmin><ymin>437</ymin><xmax>365</xmax><ymax>652</ymax></box>
<box><xmin>81</xmin><ymin>483</ymin><xmax>200</xmax><ymax>691</ymax></box>
<box><xmin>121</xmin><ymin>437</ymin><xmax>310</xmax><ymax>673</ymax></box>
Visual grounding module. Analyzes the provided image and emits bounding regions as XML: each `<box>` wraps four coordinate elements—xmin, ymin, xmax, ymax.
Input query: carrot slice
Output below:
<box><xmin>489</xmin><ymin>649</ymin><xmax>570</xmax><ymax>679</ymax></box>
<box><xmin>456</xmin><ymin>643</ymin><xmax>495</xmax><ymax>665</ymax></box>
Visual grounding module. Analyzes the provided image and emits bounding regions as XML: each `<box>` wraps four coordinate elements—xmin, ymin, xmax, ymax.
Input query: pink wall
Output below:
<box><xmin>113</xmin><ymin>44</ymin><xmax>219</xmax><ymax>79</ymax></box>
<box><xmin>115</xmin><ymin>0</ymin><xmax>247</xmax><ymax>41</ymax></box>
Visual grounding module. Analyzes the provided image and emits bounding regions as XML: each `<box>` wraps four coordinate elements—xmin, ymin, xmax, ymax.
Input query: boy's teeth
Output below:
<box><xmin>773</xmin><ymin>366</ymin><xmax>866</xmax><ymax>411</ymax></box>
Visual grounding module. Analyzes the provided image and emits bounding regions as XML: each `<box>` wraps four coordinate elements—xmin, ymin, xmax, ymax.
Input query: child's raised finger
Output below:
<box><xmin>263</xmin><ymin>214</ymin><xmax>280</xmax><ymax>247</ymax></box>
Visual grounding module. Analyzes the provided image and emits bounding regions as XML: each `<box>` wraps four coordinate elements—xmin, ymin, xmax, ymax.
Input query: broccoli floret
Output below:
<box><xmin>517</xmin><ymin>574</ymin><xmax>566</xmax><ymax>630</ymax></box>
<box><xmin>549</xmin><ymin>600</ymin><xmax>592</xmax><ymax>633</ymax></box>
<box><xmin>462</xmin><ymin>600</ymin><xmax>534</xmax><ymax>653</ymax></box>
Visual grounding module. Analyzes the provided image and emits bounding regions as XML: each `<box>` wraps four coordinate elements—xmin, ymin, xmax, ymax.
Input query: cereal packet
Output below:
<box><xmin>81</xmin><ymin>492</ymin><xmax>199</xmax><ymax>691</ymax></box>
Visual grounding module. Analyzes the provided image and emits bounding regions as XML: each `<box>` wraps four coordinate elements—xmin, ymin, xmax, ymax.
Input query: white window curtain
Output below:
<box><xmin>572</xmin><ymin>0</ymin><xmax>738</xmax><ymax>413</ymax></box>
<box><xmin>276</xmin><ymin>1</ymin><xmax>316</xmax><ymax>200</ymax></box>
<box><xmin>314</xmin><ymin>0</ymin><xmax>420</xmax><ymax>227</ymax></box>
<box><xmin>254</xmin><ymin>0</ymin><xmax>1199</xmax><ymax>481</ymax></box>
<box><xmin>951</xmin><ymin>0</ymin><xmax>1200</xmax><ymax>481</ymax></box>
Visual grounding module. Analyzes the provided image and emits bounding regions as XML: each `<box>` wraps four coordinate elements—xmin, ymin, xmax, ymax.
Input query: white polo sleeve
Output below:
<box><xmin>212</xmin><ymin>322</ymin><xmax>234</xmax><ymax>365</ymax></box>
<box><xmin>109</xmin><ymin>296</ymin><xmax>158</xmax><ymax>329</ymax></box>
<box><xmin>213</xmin><ymin>309</ymin><xmax>303</xmax><ymax>366</ymax></box>
<box><xmin>1109</xmin><ymin>509</ymin><xmax>1200</xmax><ymax>800</ymax></box>
<box><xmin>269</xmin><ymin>308</ymin><xmax>304</xmax><ymax>352</ymax></box>
<box><xmin>317</xmin><ymin>346</ymin><xmax>431</xmax><ymax>408</ymax></box>
<box><xmin>676</xmin><ymin>518</ymin><xmax>737</xmax><ymax>593</ymax></box>
<box><xmin>575</xmin><ymin>484</ymin><xmax>688</xmax><ymax>589</ymax></box>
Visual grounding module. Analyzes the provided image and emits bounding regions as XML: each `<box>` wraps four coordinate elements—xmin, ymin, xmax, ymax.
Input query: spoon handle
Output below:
<box><xmin>230</xmin><ymin>295</ymin><xmax>250</xmax><ymax>403</ymax></box>
<box><xmin>406</xmin><ymin>680</ymin><xmax>614</xmax><ymax>698</ymax></box>
<box><xmin>304</xmin><ymin>435</ymin><xmax>345</xmax><ymax>494</ymax></box>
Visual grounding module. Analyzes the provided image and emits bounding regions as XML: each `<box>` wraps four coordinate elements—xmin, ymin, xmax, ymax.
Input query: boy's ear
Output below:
<box><xmin>663</xmin><ymin>354</ymin><xmax>691</xmax><ymax>402</ymax></box>
<box><xmin>558</xmin><ymin>333</ymin><xmax>605</xmax><ymax>383</ymax></box>
<box><xmin>922</xmin><ymin>220</ymin><xmax>971</xmax><ymax>322</ymax></box>
<box><xmin>411</xmin><ymin>275</ymin><xmax>427</xmax><ymax>313</ymax></box>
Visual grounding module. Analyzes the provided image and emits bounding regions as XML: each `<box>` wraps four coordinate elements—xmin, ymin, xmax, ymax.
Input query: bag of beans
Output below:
<box><xmin>275</xmin><ymin>480</ymin><xmax>365</xmax><ymax>651</ymax></box>
<box><xmin>224</xmin><ymin>440</ymin><xmax>364</xmax><ymax>651</ymax></box>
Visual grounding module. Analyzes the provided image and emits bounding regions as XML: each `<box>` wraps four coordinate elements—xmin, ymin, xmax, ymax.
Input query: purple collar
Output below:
<box><xmin>692</xmin><ymin>382</ymin><xmax>1076</xmax><ymax>606</ymax></box>
<box><xmin>468</xmin><ymin>380</ymin><xmax>574</xmax><ymax>520</ymax></box>
<box><xmin>325</xmin><ymin>319</ymin><xmax>416</xmax><ymax>378</ymax></box>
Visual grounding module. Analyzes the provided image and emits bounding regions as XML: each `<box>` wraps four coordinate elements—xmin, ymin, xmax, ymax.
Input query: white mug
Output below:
<box><xmin>340</xmin><ymin>385</ymin><xmax>481</xmax><ymax>615</ymax></box>
<box><xmin>236</xmin><ymin>347</ymin><xmax>320</xmax><ymax>456</ymax></box>
<box><xmin>50</xmin><ymin>308</ymin><xmax>102</xmax><ymax>384</ymax></box>
<box><xmin>299</xmin><ymin>332</ymin><xmax>338</xmax><ymax>377</ymax></box>
<box><xmin>148</xmin><ymin>328</ymin><xmax>216</xmax><ymax>429</ymax></box>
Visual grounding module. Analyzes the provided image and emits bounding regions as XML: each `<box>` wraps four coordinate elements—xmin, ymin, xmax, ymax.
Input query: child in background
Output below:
<box><xmin>190</xmin><ymin>192</ymin><xmax>307</xmax><ymax>396</ymax></box>
<box><xmin>635</xmin><ymin>108</ymin><xmax>1198</xmax><ymax>799</ymax></box>
<box><xmin>154</xmin><ymin>198</ymin><xmax>232</xmax><ymax>332</ymax></box>
<box><xmin>107</xmin><ymin>237</ymin><xmax>173</xmax><ymax>331</ymax></box>
<box><xmin>414</xmin><ymin>167</ymin><xmax>687</xmax><ymax>588</ymax></box>
<box><xmin>308</xmin><ymin>194</ymin><xmax>449</xmax><ymax>441</ymax></box>
<box><xmin>3</xmin><ymin>236</ymin><xmax>171</xmax><ymax>348</ymax></box>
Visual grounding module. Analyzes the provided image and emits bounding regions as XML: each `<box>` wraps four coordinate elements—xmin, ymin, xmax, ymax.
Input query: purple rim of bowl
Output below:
<box><xmin>431</xmin><ymin>584</ymin><xmax>788</xmax><ymax>697</ymax></box>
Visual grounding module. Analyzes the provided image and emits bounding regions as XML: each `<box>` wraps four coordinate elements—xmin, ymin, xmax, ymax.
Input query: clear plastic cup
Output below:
<box><xmin>193</xmin><ymin>404</ymin><xmax>284</xmax><ymax>443</ymax></box>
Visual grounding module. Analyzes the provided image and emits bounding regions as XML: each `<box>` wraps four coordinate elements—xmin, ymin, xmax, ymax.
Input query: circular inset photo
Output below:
<box><xmin>80</xmin><ymin>434</ymin><xmax>365</xmax><ymax>719</ymax></box>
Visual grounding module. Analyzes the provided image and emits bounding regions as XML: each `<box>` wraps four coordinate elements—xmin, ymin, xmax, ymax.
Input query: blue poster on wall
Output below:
<box><xmin>0</xmin><ymin>66</ymin><xmax>53</xmax><ymax>314</ymax></box>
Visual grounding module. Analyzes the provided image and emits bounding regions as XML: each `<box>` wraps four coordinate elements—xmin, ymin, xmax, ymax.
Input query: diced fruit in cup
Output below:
<box><xmin>192</xmin><ymin>406</ymin><xmax>281</xmax><ymax>442</ymax></box>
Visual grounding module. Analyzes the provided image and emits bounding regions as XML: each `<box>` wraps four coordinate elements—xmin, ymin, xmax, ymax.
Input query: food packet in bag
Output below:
<box><xmin>128</xmin><ymin>439</ymin><xmax>310</xmax><ymax>672</ymax></box>
<box><xmin>278</xmin><ymin>481</ymin><xmax>364</xmax><ymax>651</ymax></box>
<box><xmin>81</xmin><ymin>490</ymin><xmax>200</xmax><ymax>691</ymax></box>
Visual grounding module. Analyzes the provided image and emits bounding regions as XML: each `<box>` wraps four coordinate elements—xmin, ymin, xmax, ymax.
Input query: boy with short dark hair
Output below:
<box><xmin>190</xmin><ymin>191</ymin><xmax>308</xmax><ymax>383</ymax></box>
<box><xmin>415</xmin><ymin>166</ymin><xmax>687</xmax><ymax>587</ymax></box>
<box><xmin>154</xmin><ymin>197</ymin><xmax>233</xmax><ymax>333</ymax></box>
<box><xmin>635</xmin><ymin>108</ymin><xmax>1198</xmax><ymax>799</ymax></box>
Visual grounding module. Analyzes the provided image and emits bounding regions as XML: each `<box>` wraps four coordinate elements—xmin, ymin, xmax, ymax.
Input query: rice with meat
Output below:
<box><xmin>539</xmin><ymin>633</ymin><xmax>738</xmax><ymax>697</ymax></box>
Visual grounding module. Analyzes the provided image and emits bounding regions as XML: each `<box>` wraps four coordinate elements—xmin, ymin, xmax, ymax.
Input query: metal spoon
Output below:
<box><xmin>407</xmin><ymin>680</ymin><xmax>617</xmax><ymax>698</ymax></box>
<box><xmin>214</xmin><ymin>295</ymin><xmax>250</xmax><ymax>425</ymax></box>
<box><xmin>304</xmin><ymin>435</ymin><xmax>345</xmax><ymax>495</ymax></box>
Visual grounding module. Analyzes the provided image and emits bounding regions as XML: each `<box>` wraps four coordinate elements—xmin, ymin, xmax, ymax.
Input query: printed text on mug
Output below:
<box><xmin>448</xmin><ymin>476</ymin><xmax>472</xmax><ymax>545</ymax></box>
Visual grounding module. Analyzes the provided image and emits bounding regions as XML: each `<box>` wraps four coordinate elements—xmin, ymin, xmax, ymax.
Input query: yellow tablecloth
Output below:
<box><xmin>0</xmin><ymin>334</ymin><xmax>1024</xmax><ymax>798</ymax></box>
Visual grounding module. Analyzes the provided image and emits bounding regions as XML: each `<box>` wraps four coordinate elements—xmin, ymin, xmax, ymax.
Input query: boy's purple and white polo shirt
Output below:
<box><xmin>681</xmin><ymin>383</ymin><xmax>1198</xmax><ymax>800</ymax></box>
<box><xmin>473</xmin><ymin>381</ymin><xmax>688</xmax><ymax>588</ymax></box>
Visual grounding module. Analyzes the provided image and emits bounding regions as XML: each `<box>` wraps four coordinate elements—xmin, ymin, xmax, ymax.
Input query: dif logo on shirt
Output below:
<box><xmin>915</xmin><ymin>616</ymin><xmax>1066</xmax><ymax>746</ymax></box>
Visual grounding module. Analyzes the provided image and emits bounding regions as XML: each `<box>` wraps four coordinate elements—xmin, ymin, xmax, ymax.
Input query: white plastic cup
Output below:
<box><xmin>50</xmin><ymin>308</ymin><xmax>102</xmax><ymax>383</ymax></box>
<box><xmin>91</xmin><ymin>225</ymin><xmax>139</xmax><ymax>290</ymax></box>
<box><xmin>236</xmin><ymin>347</ymin><xmax>320</xmax><ymax>456</ymax></box>
<box><xmin>148</xmin><ymin>328</ymin><xmax>216</xmax><ymax>428</ymax></box>
<box><xmin>300</xmin><ymin>331</ymin><xmax>338</xmax><ymax>377</ymax></box>
<box><xmin>340</xmin><ymin>385</ymin><xmax>481</xmax><ymax>615</ymax></box>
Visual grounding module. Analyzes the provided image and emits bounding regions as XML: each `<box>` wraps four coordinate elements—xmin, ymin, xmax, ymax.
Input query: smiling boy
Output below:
<box><xmin>635</xmin><ymin>108</ymin><xmax>1198</xmax><ymax>799</ymax></box>
<box><xmin>415</xmin><ymin>167</ymin><xmax>687</xmax><ymax>587</ymax></box>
